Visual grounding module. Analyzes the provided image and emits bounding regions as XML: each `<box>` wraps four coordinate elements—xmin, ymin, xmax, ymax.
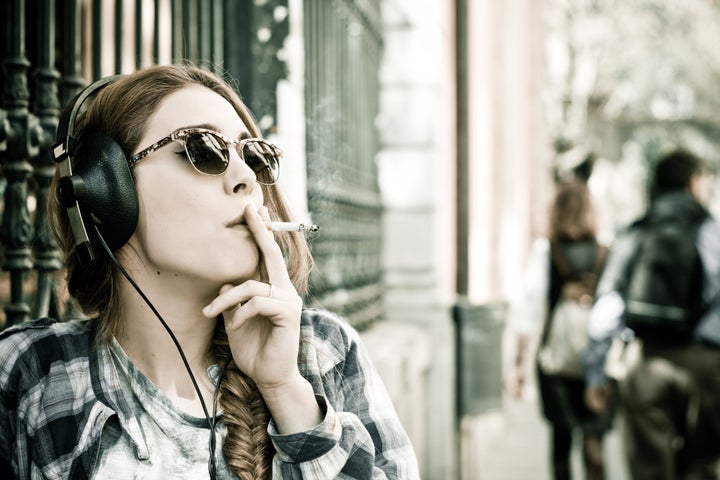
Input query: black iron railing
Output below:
<box><xmin>1</xmin><ymin>0</ymin><xmax>384</xmax><ymax>331</ymax></box>
<box><xmin>0</xmin><ymin>0</ymin><xmax>279</xmax><ymax>328</ymax></box>
<box><xmin>304</xmin><ymin>0</ymin><xmax>384</xmax><ymax>329</ymax></box>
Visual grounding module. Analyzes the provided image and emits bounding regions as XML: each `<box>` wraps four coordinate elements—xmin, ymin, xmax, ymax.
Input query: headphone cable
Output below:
<box><xmin>94</xmin><ymin>225</ymin><xmax>228</xmax><ymax>479</ymax></box>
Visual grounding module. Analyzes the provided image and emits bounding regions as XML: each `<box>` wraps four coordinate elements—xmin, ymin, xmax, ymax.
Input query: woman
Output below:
<box><xmin>506</xmin><ymin>180</ymin><xmax>611</xmax><ymax>480</ymax></box>
<box><xmin>0</xmin><ymin>64</ymin><xmax>419</xmax><ymax>479</ymax></box>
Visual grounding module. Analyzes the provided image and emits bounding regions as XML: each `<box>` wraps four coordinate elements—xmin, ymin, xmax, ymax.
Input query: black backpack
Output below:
<box><xmin>550</xmin><ymin>241</ymin><xmax>607</xmax><ymax>308</ymax></box>
<box><xmin>623</xmin><ymin>199</ymin><xmax>708</xmax><ymax>343</ymax></box>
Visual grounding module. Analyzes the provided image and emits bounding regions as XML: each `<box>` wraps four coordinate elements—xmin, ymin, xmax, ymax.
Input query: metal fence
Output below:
<box><xmin>0</xmin><ymin>0</ymin><xmax>385</xmax><ymax>331</ymax></box>
<box><xmin>303</xmin><ymin>0</ymin><xmax>384</xmax><ymax>330</ymax></box>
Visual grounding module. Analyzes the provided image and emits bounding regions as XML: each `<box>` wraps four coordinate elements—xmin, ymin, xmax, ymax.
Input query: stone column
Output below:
<box><xmin>377</xmin><ymin>1</ymin><xmax>458</xmax><ymax>478</ymax></box>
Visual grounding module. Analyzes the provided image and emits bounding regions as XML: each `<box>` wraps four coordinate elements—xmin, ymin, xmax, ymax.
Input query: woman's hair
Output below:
<box><xmin>48</xmin><ymin>64</ymin><xmax>313</xmax><ymax>478</ymax></box>
<box><xmin>548</xmin><ymin>180</ymin><xmax>597</xmax><ymax>242</ymax></box>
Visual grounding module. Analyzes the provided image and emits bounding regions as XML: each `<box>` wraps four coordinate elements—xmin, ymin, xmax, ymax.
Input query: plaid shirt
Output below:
<box><xmin>0</xmin><ymin>308</ymin><xmax>419</xmax><ymax>479</ymax></box>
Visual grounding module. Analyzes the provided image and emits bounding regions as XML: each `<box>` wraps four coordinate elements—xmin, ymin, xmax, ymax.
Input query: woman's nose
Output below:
<box><xmin>224</xmin><ymin>146</ymin><xmax>258</xmax><ymax>194</ymax></box>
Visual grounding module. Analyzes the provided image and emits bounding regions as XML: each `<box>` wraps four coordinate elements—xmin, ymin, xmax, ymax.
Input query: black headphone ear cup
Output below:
<box><xmin>71</xmin><ymin>132</ymin><xmax>139</xmax><ymax>251</ymax></box>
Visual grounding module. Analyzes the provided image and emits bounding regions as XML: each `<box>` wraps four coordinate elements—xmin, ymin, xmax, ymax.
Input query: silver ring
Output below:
<box><xmin>268</xmin><ymin>283</ymin><xmax>275</xmax><ymax>298</ymax></box>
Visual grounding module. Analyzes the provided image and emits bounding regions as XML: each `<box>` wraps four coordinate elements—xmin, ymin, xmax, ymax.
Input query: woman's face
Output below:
<box><xmin>126</xmin><ymin>85</ymin><xmax>265</xmax><ymax>292</ymax></box>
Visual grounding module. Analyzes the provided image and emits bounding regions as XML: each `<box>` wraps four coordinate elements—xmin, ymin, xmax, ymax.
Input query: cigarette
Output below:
<box><xmin>270</xmin><ymin>222</ymin><xmax>320</xmax><ymax>232</ymax></box>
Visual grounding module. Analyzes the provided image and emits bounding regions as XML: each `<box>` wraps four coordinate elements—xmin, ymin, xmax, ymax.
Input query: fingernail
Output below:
<box><xmin>258</xmin><ymin>206</ymin><xmax>272</xmax><ymax>229</ymax></box>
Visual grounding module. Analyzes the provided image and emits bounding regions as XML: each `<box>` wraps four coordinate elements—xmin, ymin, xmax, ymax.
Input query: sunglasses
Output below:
<box><xmin>128</xmin><ymin>127</ymin><xmax>281</xmax><ymax>185</ymax></box>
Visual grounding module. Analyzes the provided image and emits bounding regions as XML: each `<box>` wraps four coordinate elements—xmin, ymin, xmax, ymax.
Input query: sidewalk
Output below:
<box><xmin>460</xmin><ymin>386</ymin><xmax>630</xmax><ymax>480</ymax></box>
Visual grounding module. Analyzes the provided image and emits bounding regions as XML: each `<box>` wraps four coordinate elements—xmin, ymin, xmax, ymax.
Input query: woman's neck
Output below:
<box><xmin>113</xmin><ymin>276</ymin><xmax>220</xmax><ymax>415</ymax></box>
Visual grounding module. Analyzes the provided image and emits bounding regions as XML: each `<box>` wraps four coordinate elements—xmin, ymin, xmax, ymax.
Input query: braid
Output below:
<box><xmin>213</xmin><ymin>325</ymin><xmax>274</xmax><ymax>479</ymax></box>
<box><xmin>221</xmin><ymin>368</ymin><xmax>274</xmax><ymax>479</ymax></box>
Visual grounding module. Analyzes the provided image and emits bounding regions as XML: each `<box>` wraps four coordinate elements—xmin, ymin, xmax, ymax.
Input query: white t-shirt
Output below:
<box><xmin>95</xmin><ymin>338</ymin><xmax>237</xmax><ymax>480</ymax></box>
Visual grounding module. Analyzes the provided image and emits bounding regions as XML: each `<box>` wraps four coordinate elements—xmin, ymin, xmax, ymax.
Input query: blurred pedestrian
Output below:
<box><xmin>584</xmin><ymin>148</ymin><xmax>720</xmax><ymax>479</ymax></box>
<box><xmin>507</xmin><ymin>179</ymin><xmax>611</xmax><ymax>480</ymax></box>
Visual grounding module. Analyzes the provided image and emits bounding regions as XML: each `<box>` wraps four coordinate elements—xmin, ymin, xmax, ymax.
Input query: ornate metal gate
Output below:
<box><xmin>0</xmin><ymin>0</ymin><xmax>288</xmax><ymax>328</ymax></box>
<box><xmin>0</xmin><ymin>0</ymin><xmax>384</xmax><ymax>331</ymax></box>
<box><xmin>303</xmin><ymin>0</ymin><xmax>384</xmax><ymax>330</ymax></box>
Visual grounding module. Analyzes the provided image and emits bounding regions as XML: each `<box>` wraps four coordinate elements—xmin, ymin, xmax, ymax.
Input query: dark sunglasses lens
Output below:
<box><xmin>242</xmin><ymin>140</ymin><xmax>280</xmax><ymax>184</ymax></box>
<box><xmin>185</xmin><ymin>133</ymin><xmax>229</xmax><ymax>175</ymax></box>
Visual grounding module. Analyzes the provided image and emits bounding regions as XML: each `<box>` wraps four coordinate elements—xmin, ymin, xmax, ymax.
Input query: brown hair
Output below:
<box><xmin>48</xmin><ymin>64</ymin><xmax>313</xmax><ymax>478</ymax></box>
<box><xmin>548</xmin><ymin>180</ymin><xmax>597</xmax><ymax>242</ymax></box>
<box><xmin>652</xmin><ymin>148</ymin><xmax>706</xmax><ymax>197</ymax></box>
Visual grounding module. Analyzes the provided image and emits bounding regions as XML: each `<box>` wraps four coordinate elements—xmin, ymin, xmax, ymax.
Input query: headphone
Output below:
<box><xmin>52</xmin><ymin>75</ymin><xmax>139</xmax><ymax>264</ymax></box>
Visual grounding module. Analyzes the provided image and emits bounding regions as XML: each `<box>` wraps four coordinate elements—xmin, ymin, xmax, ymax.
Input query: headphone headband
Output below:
<box><xmin>52</xmin><ymin>74</ymin><xmax>139</xmax><ymax>264</ymax></box>
<box><xmin>54</xmin><ymin>74</ymin><xmax>124</xmax><ymax>160</ymax></box>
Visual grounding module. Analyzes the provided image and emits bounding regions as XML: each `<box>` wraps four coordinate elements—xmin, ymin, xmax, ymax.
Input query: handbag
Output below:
<box><xmin>537</xmin><ymin>298</ymin><xmax>591</xmax><ymax>377</ymax></box>
<box><xmin>537</xmin><ymin>242</ymin><xmax>607</xmax><ymax>378</ymax></box>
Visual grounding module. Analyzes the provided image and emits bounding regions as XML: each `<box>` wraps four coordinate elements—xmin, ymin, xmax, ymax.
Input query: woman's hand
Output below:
<box><xmin>504</xmin><ymin>364</ymin><xmax>526</xmax><ymax>399</ymax></box>
<box><xmin>202</xmin><ymin>203</ymin><xmax>304</xmax><ymax>391</ymax></box>
<box><xmin>584</xmin><ymin>385</ymin><xmax>612</xmax><ymax>414</ymax></box>
<box><xmin>203</xmin><ymin>203</ymin><xmax>323</xmax><ymax>433</ymax></box>
<box><xmin>505</xmin><ymin>333</ymin><xmax>529</xmax><ymax>399</ymax></box>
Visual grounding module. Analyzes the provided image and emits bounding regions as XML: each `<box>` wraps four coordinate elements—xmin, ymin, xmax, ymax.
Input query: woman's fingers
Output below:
<box><xmin>225</xmin><ymin>296</ymin><xmax>302</xmax><ymax>332</ymax></box>
<box><xmin>203</xmin><ymin>280</ymin><xmax>273</xmax><ymax>316</ymax></box>
<box><xmin>202</xmin><ymin>280</ymin><xmax>301</xmax><ymax>319</ymax></box>
<box><xmin>244</xmin><ymin>203</ymin><xmax>293</xmax><ymax>288</ymax></box>
<box><xmin>201</xmin><ymin>204</ymin><xmax>303</xmax><ymax>329</ymax></box>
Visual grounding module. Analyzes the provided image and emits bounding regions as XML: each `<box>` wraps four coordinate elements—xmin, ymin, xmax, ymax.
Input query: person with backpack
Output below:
<box><xmin>507</xmin><ymin>179</ymin><xmax>612</xmax><ymax>480</ymax></box>
<box><xmin>584</xmin><ymin>148</ymin><xmax>720</xmax><ymax>479</ymax></box>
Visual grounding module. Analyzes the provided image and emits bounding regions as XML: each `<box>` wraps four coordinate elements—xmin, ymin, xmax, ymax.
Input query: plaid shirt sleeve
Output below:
<box><xmin>0</xmin><ymin>318</ymin><xmax>106</xmax><ymax>480</ymax></box>
<box><xmin>0</xmin><ymin>319</ymin><xmax>57</xmax><ymax>479</ymax></box>
<box><xmin>268</xmin><ymin>309</ymin><xmax>420</xmax><ymax>479</ymax></box>
<box><xmin>0</xmin><ymin>335</ymin><xmax>17</xmax><ymax>475</ymax></box>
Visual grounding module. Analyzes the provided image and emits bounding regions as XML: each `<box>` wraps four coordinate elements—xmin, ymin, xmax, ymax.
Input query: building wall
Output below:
<box><xmin>463</xmin><ymin>0</ymin><xmax>555</xmax><ymax>475</ymax></box>
<box><xmin>371</xmin><ymin>0</ymin><xmax>553</xmax><ymax>477</ymax></box>
<box><xmin>468</xmin><ymin>0</ymin><xmax>553</xmax><ymax>305</ymax></box>
<box><xmin>376</xmin><ymin>0</ymin><xmax>458</xmax><ymax>478</ymax></box>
